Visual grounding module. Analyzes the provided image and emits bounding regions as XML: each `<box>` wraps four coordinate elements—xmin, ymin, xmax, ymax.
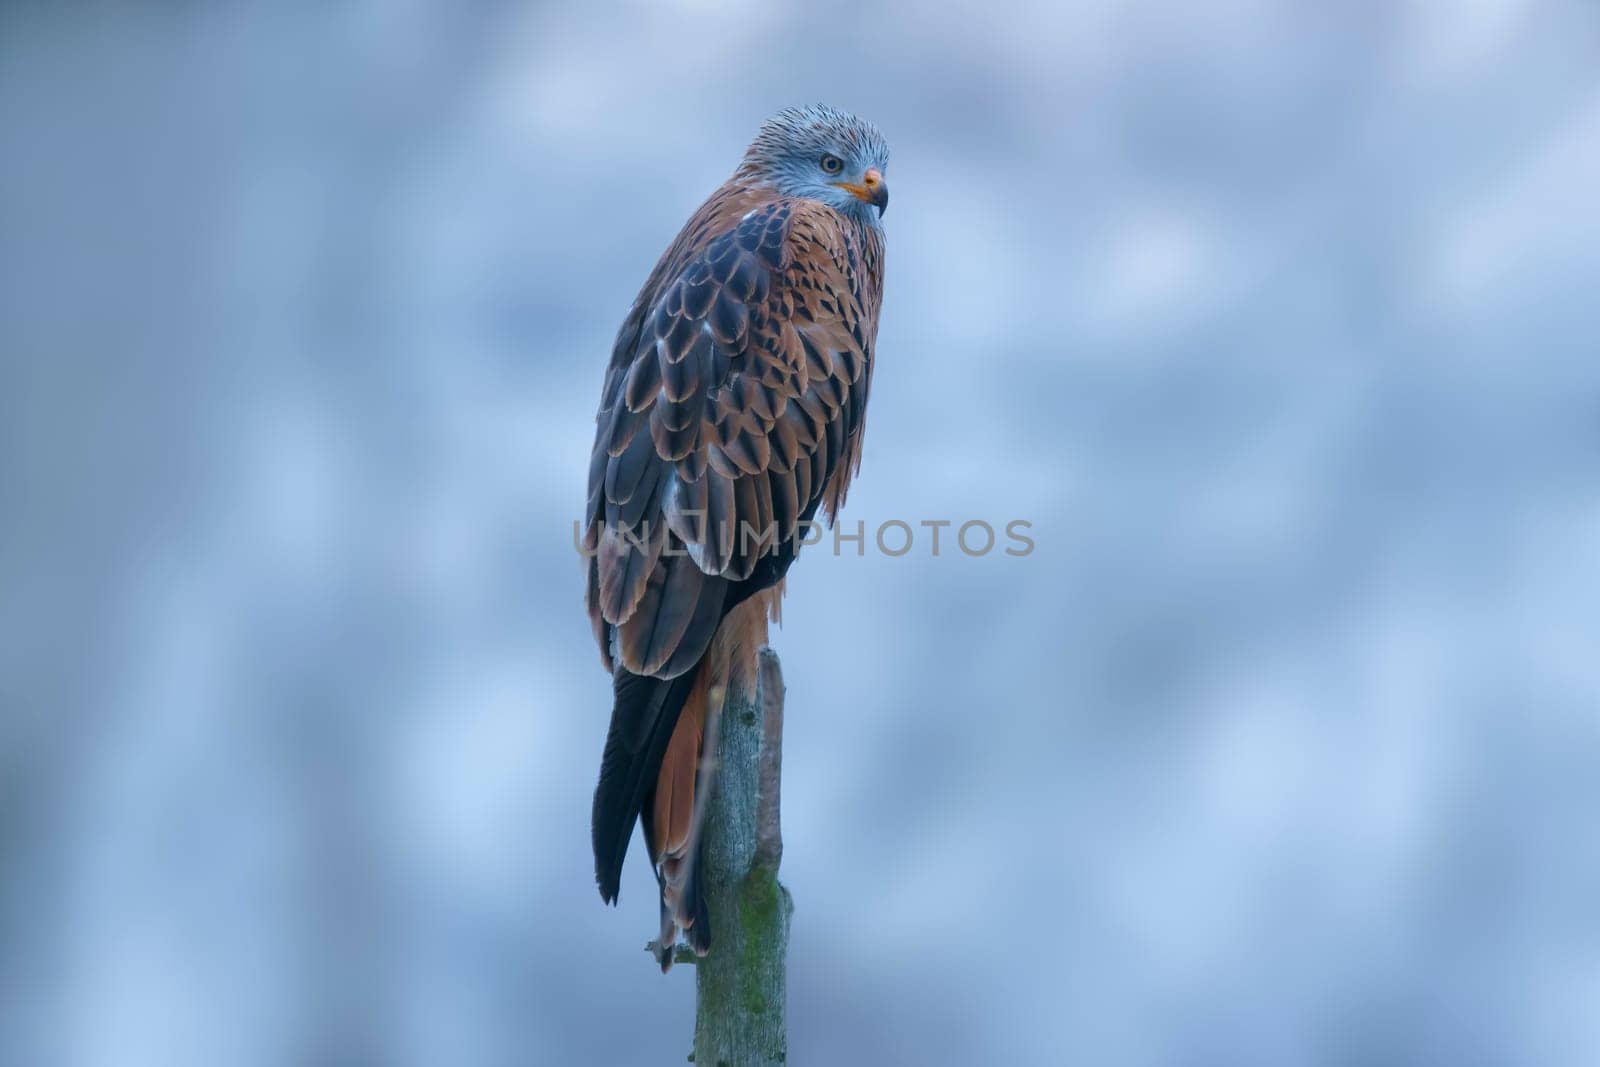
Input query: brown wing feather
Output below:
<box><xmin>585</xmin><ymin>186</ymin><xmax>884</xmax><ymax>679</ymax></box>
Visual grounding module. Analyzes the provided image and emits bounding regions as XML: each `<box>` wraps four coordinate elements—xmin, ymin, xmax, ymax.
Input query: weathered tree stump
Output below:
<box><xmin>651</xmin><ymin>648</ymin><xmax>792</xmax><ymax>1065</ymax></box>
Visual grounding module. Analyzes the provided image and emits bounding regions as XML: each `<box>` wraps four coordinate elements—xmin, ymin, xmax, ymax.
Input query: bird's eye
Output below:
<box><xmin>820</xmin><ymin>154</ymin><xmax>844</xmax><ymax>174</ymax></box>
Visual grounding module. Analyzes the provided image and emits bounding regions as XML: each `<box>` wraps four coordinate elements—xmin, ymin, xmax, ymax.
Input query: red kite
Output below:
<box><xmin>584</xmin><ymin>105</ymin><xmax>889</xmax><ymax>969</ymax></box>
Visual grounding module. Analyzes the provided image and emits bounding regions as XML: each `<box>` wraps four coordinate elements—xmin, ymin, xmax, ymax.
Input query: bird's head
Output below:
<box><xmin>739</xmin><ymin>104</ymin><xmax>890</xmax><ymax>224</ymax></box>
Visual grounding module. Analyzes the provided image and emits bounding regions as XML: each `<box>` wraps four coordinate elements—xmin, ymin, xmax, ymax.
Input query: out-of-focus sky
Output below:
<box><xmin>4</xmin><ymin>2</ymin><xmax>1599</xmax><ymax>1064</ymax></box>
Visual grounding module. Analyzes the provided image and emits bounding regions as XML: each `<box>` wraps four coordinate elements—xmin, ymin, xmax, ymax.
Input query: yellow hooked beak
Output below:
<box><xmin>833</xmin><ymin>167</ymin><xmax>888</xmax><ymax>216</ymax></box>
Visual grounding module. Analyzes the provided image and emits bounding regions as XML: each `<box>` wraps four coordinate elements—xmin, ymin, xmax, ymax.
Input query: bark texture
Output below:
<box><xmin>692</xmin><ymin>648</ymin><xmax>791</xmax><ymax>1066</ymax></box>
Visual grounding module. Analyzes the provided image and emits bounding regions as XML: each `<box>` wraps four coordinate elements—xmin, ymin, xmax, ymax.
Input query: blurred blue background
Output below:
<box><xmin>4</xmin><ymin>2</ymin><xmax>1599</xmax><ymax>1064</ymax></box>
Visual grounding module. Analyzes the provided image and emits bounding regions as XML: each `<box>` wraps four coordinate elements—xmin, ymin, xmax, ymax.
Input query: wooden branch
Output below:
<box><xmin>751</xmin><ymin>652</ymin><xmax>785</xmax><ymax>871</ymax></box>
<box><xmin>689</xmin><ymin>647</ymin><xmax>792</xmax><ymax>1066</ymax></box>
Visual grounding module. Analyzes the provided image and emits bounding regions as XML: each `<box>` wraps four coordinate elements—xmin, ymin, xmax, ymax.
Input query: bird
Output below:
<box><xmin>583</xmin><ymin>105</ymin><xmax>889</xmax><ymax>970</ymax></box>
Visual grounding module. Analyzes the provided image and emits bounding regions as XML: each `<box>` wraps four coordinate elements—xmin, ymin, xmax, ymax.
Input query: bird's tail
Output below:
<box><xmin>591</xmin><ymin>664</ymin><xmax>701</xmax><ymax>906</ymax></box>
<box><xmin>592</xmin><ymin>595</ymin><xmax>770</xmax><ymax>969</ymax></box>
